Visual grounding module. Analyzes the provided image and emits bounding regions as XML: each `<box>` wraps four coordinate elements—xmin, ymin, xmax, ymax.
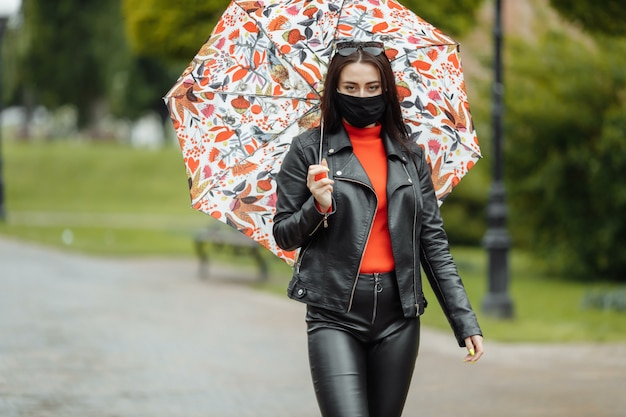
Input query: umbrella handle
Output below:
<box><xmin>318</xmin><ymin>118</ymin><xmax>324</xmax><ymax>165</ymax></box>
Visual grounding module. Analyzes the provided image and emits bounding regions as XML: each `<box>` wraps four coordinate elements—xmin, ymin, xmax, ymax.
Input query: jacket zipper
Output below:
<box><xmin>372</xmin><ymin>272</ymin><xmax>383</xmax><ymax>323</ymax></box>
<box><xmin>403</xmin><ymin>162</ymin><xmax>421</xmax><ymax>317</ymax></box>
<box><xmin>308</xmin><ymin>215</ymin><xmax>328</xmax><ymax>237</ymax></box>
<box><xmin>339</xmin><ymin>177</ymin><xmax>377</xmax><ymax>313</ymax></box>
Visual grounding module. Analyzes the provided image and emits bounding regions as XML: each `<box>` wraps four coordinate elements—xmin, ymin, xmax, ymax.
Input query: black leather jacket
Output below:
<box><xmin>273</xmin><ymin>126</ymin><xmax>481</xmax><ymax>346</ymax></box>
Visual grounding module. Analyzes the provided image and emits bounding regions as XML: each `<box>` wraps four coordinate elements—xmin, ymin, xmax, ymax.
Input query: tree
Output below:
<box><xmin>20</xmin><ymin>0</ymin><xmax>113</xmax><ymax>129</ymax></box>
<box><xmin>15</xmin><ymin>0</ymin><xmax>174</xmax><ymax>134</ymax></box>
<box><xmin>121</xmin><ymin>0</ymin><xmax>230</xmax><ymax>120</ymax></box>
<box><xmin>107</xmin><ymin>55</ymin><xmax>177</xmax><ymax>122</ymax></box>
<box><xmin>504</xmin><ymin>31</ymin><xmax>626</xmax><ymax>281</ymax></box>
<box><xmin>123</xmin><ymin>0</ymin><xmax>227</xmax><ymax>63</ymax></box>
<box><xmin>550</xmin><ymin>0</ymin><xmax>626</xmax><ymax>37</ymax></box>
<box><xmin>403</xmin><ymin>0</ymin><xmax>484</xmax><ymax>38</ymax></box>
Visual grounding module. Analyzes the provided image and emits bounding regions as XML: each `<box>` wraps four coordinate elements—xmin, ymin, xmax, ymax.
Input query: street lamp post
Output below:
<box><xmin>482</xmin><ymin>0</ymin><xmax>514</xmax><ymax>318</ymax></box>
<box><xmin>0</xmin><ymin>0</ymin><xmax>20</xmax><ymax>222</ymax></box>
<box><xmin>0</xmin><ymin>15</ymin><xmax>8</xmax><ymax>221</ymax></box>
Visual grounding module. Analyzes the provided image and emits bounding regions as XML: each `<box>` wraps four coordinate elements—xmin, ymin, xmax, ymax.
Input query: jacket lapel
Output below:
<box><xmin>326</xmin><ymin>127</ymin><xmax>372</xmax><ymax>187</ymax></box>
<box><xmin>382</xmin><ymin>133</ymin><xmax>413</xmax><ymax>196</ymax></box>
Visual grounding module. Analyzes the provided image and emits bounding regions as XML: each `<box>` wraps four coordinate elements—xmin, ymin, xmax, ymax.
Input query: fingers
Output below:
<box><xmin>313</xmin><ymin>158</ymin><xmax>330</xmax><ymax>181</ymax></box>
<box><xmin>308</xmin><ymin>159</ymin><xmax>333</xmax><ymax>211</ymax></box>
<box><xmin>308</xmin><ymin>159</ymin><xmax>332</xmax><ymax>187</ymax></box>
<box><xmin>463</xmin><ymin>335</ymin><xmax>484</xmax><ymax>363</ymax></box>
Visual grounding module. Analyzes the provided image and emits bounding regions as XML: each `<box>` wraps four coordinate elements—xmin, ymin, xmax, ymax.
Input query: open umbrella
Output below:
<box><xmin>164</xmin><ymin>0</ymin><xmax>481</xmax><ymax>265</ymax></box>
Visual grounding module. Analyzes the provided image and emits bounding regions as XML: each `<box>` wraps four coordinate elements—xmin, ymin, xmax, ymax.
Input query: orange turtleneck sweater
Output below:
<box><xmin>344</xmin><ymin>122</ymin><xmax>395</xmax><ymax>273</ymax></box>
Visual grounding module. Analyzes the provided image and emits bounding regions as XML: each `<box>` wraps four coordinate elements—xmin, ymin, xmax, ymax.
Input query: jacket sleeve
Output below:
<box><xmin>272</xmin><ymin>136</ymin><xmax>333</xmax><ymax>251</ymax></box>
<box><xmin>414</xmin><ymin>147</ymin><xmax>482</xmax><ymax>347</ymax></box>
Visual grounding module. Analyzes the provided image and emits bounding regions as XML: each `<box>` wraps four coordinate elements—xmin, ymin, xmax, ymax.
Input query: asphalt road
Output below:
<box><xmin>1</xmin><ymin>236</ymin><xmax>625</xmax><ymax>417</ymax></box>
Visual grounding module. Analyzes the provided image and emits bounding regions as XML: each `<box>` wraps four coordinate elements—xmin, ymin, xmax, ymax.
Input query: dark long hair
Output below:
<box><xmin>320</xmin><ymin>48</ymin><xmax>410</xmax><ymax>147</ymax></box>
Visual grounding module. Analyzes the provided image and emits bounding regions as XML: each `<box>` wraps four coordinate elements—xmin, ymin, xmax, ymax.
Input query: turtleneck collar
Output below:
<box><xmin>342</xmin><ymin>121</ymin><xmax>382</xmax><ymax>142</ymax></box>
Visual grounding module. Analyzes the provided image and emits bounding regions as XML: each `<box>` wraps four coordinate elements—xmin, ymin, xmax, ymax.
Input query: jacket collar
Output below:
<box><xmin>325</xmin><ymin>124</ymin><xmax>411</xmax><ymax>189</ymax></box>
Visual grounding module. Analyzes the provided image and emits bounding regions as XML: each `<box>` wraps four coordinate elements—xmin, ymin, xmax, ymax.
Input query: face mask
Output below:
<box><xmin>336</xmin><ymin>92</ymin><xmax>386</xmax><ymax>128</ymax></box>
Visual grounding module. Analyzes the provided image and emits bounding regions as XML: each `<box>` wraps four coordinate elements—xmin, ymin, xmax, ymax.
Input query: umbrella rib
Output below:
<box><xmin>207</xmin><ymin>90</ymin><xmax>320</xmax><ymax>103</ymax></box>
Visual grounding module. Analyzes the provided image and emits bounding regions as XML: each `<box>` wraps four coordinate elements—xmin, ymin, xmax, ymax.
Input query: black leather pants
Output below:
<box><xmin>306</xmin><ymin>272</ymin><xmax>420</xmax><ymax>417</ymax></box>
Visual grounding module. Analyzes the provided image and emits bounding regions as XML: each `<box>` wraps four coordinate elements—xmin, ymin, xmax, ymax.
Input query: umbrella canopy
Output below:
<box><xmin>164</xmin><ymin>0</ymin><xmax>481</xmax><ymax>265</ymax></box>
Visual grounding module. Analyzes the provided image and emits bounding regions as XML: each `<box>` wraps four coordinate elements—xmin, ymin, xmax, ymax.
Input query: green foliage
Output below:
<box><xmin>107</xmin><ymin>55</ymin><xmax>178</xmax><ymax>121</ymax></box>
<box><xmin>440</xmin><ymin>160</ymin><xmax>489</xmax><ymax>245</ymax></box>
<box><xmin>120</xmin><ymin>0</ymin><xmax>231</xmax><ymax>116</ymax></box>
<box><xmin>20</xmin><ymin>0</ymin><xmax>109</xmax><ymax>127</ymax></box>
<box><xmin>1</xmin><ymin>16</ymin><xmax>24</xmax><ymax>107</ymax></box>
<box><xmin>550</xmin><ymin>0</ymin><xmax>626</xmax><ymax>37</ymax></box>
<box><xmin>504</xmin><ymin>32</ymin><xmax>626</xmax><ymax>281</ymax></box>
<box><xmin>403</xmin><ymin>0</ymin><xmax>485</xmax><ymax>38</ymax></box>
<box><xmin>15</xmin><ymin>0</ymin><xmax>174</xmax><ymax>126</ymax></box>
<box><xmin>123</xmin><ymin>0</ymin><xmax>228</xmax><ymax>63</ymax></box>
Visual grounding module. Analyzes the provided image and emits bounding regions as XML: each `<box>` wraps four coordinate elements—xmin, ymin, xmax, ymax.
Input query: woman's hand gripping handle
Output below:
<box><xmin>308</xmin><ymin>158</ymin><xmax>333</xmax><ymax>213</ymax></box>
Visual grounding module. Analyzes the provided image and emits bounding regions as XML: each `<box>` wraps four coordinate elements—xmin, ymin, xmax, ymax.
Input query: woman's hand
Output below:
<box><xmin>307</xmin><ymin>158</ymin><xmax>334</xmax><ymax>212</ymax></box>
<box><xmin>463</xmin><ymin>334</ymin><xmax>484</xmax><ymax>363</ymax></box>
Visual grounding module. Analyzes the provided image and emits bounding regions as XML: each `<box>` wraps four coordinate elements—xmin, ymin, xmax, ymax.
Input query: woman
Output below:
<box><xmin>272</xmin><ymin>40</ymin><xmax>483</xmax><ymax>417</ymax></box>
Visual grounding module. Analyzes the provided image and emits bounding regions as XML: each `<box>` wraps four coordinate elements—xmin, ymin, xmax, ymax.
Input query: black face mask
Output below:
<box><xmin>336</xmin><ymin>92</ymin><xmax>386</xmax><ymax>128</ymax></box>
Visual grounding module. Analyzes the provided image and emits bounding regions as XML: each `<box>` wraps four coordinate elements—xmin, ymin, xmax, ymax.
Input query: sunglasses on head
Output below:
<box><xmin>335</xmin><ymin>41</ymin><xmax>385</xmax><ymax>57</ymax></box>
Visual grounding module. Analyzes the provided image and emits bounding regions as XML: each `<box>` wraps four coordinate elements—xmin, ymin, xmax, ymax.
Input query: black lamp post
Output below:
<box><xmin>0</xmin><ymin>15</ymin><xmax>9</xmax><ymax>222</ymax></box>
<box><xmin>482</xmin><ymin>0</ymin><xmax>514</xmax><ymax>318</ymax></box>
<box><xmin>0</xmin><ymin>0</ymin><xmax>19</xmax><ymax>222</ymax></box>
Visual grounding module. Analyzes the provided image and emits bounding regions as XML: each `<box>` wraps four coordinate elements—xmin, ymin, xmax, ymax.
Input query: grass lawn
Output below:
<box><xmin>1</xmin><ymin>139</ymin><xmax>625</xmax><ymax>343</ymax></box>
<box><xmin>0</xmin><ymin>139</ymin><xmax>208</xmax><ymax>255</ymax></box>
<box><xmin>423</xmin><ymin>248</ymin><xmax>626</xmax><ymax>343</ymax></box>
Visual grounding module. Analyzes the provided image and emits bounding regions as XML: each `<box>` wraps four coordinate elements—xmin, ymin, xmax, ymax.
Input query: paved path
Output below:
<box><xmin>1</xmin><ymin>236</ymin><xmax>625</xmax><ymax>417</ymax></box>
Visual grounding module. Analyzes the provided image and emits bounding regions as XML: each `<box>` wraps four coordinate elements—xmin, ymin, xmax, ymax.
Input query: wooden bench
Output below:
<box><xmin>193</xmin><ymin>224</ymin><xmax>268</xmax><ymax>282</ymax></box>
